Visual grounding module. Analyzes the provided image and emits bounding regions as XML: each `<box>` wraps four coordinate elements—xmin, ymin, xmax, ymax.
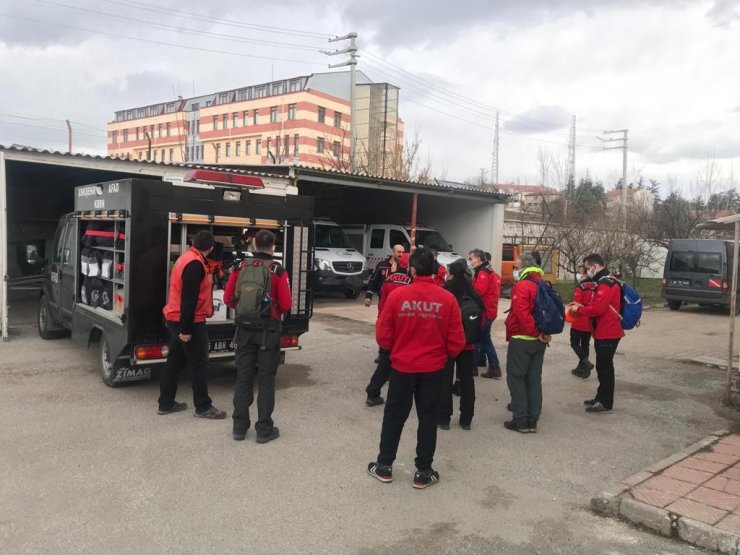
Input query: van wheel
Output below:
<box><xmin>38</xmin><ymin>295</ymin><xmax>63</xmax><ymax>340</ymax></box>
<box><xmin>99</xmin><ymin>336</ymin><xmax>125</xmax><ymax>387</ymax></box>
<box><xmin>344</xmin><ymin>289</ymin><xmax>361</xmax><ymax>299</ymax></box>
<box><xmin>667</xmin><ymin>300</ymin><xmax>681</xmax><ymax>311</ymax></box>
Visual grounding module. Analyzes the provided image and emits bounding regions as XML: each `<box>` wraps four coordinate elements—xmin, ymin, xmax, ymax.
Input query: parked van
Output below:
<box><xmin>313</xmin><ymin>220</ymin><xmax>365</xmax><ymax>298</ymax></box>
<box><xmin>662</xmin><ymin>239</ymin><xmax>736</xmax><ymax>311</ymax></box>
<box><xmin>342</xmin><ymin>224</ymin><xmax>460</xmax><ymax>273</ymax></box>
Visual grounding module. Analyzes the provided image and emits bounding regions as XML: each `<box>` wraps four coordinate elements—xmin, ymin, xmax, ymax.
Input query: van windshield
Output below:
<box><xmin>407</xmin><ymin>229</ymin><xmax>452</xmax><ymax>251</ymax></box>
<box><xmin>315</xmin><ymin>224</ymin><xmax>354</xmax><ymax>249</ymax></box>
<box><xmin>670</xmin><ymin>251</ymin><xmax>722</xmax><ymax>274</ymax></box>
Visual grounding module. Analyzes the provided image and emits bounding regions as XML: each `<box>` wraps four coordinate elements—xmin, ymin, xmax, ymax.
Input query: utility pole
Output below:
<box><xmin>566</xmin><ymin>115</ymin><xmax>576</xmax><ymax>220</ymax></box>
<box><xmin>322</xmin><ymin>32</ymin><xmax>358</xmax><ymax>172</ymax></box>
<box><xmin>65</xmin><ymin>119</ymin><xmax>73</xmax><ymax>154</ymax></box>
<box><xmin>491</xmin><ymin>111</ymin><xmax>499</xmax><ymax>187</ymax></box>
<box><xmin>597</xmin><ymin>129</ymin><xmax>629</xmax><ymax>231</ymax></box>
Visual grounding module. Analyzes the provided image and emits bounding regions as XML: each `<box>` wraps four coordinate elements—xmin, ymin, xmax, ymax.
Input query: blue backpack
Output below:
<box><xmin>614</xmin><ymin>280</ymin><xmax>642</xmax><ymax>330</ymax></box>
<box><xmin>526</xmin><ymin>277</ymin><xmax>566</xmax><ymax>335</ymax></box>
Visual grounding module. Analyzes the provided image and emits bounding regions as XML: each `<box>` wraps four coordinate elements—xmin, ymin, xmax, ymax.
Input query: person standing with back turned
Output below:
<box><xmin>367</xmin><ymin>248</ymin><xmax>465</xmax><ymax>489</ymax></box>
<box><xmin>159</xmin><ymin>230</ymin><xmax>226</xmax><ymax>419</ymax></box>
<box><xmin>224</xmin><ymin>230</ymin><xmax>292</xmax><ymax>442</ymax></box>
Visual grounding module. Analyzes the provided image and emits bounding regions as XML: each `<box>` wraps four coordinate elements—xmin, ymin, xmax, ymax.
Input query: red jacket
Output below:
<box><xmin>504</xmin><ymin>270</ymin><xmax>542</xmax><ymax>341</ymax></box>
<box><xmin>577</xmin><ymin>273</ymin><xmax>624</xmax><ymax>340</ymax></box>
<box><xmin>163</xmin><ymin>247</ymin><xmax>213</xmax><ymax>325</ymax></box>
<box><xmin>376</xmin><ymin>276</ymin><xmax>466</xmax><ymax>373</ymax></box>
<box><xmin>377</xmin><ymin>271</ymin><xmax>412</xmax><ymax>315</ymax></box>
<box><xmin>431</xmin><ymin>263</ymin><xmax>447</xmax><ymax>286</ymax></box>
<box><xmin>224</xmin><ymin>254</ymin><xmax>292</xmax><ymax>320</ymax></box>
<box><xmin>473</xmin><ymin>264</ymin><xmax>501</xmax><ymax>321</ymax></box>
<box><xmin>571</xmin><ymin>281</ymin><xmax>597</xmax><ymax>333</ymax></box>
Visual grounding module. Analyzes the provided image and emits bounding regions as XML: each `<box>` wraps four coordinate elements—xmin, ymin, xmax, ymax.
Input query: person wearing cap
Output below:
<box><xmin>365</xmin><ymin>253</ymin><xmax>412</xmax><ymax>406</ymax></box>
<box><xmin>368</xmin><ymin>248</ymin><xmax>465</xmax><ymax>489</ymax></box>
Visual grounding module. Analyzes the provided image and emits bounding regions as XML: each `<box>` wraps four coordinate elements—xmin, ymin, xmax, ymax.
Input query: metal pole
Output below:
<box><xmin>621</xmin><ymin>129</ymin><xmax>628</xmax><ymax>231</ymax></box>
<box><xmin>726</xmin><ymin>220</ymin><xmax>739</xmax><ymax>405</ymax></box>
<box><xmin>410</xmin><ymin>193</ymin><xmax>418</xmax><ymax>252</ymax></box>
<box><xmin>0</xmin><ymin>151</ymin><xmax>8</xmax><ymax>341</ymax></box>
<box><xmin>349</xmin><ymin>33</ymin><xmax>357</xmax><ymax>173</ymax></box>
<box><xmin>65</xmin><ymin>119</ymin><xmax>73</xmax><ymax>154</ymax></box>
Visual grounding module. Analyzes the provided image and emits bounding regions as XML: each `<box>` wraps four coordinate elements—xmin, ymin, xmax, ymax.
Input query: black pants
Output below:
<box><xmin>233</xmin><ymin>323</ymin><xmax>281</xmax><ymax>436</ymax></box>
<box><xmin>594</xmin><ymin>338</ymin><xmax>621</xmax><ymax>410</ymax></box>
<box><xmin>366</xmin><ymin>349</ymin><xmax>391</xmax><ymax>398</ymax></box>
<box><xmin>506</xmin><ymin>339</ymin><xmax>546</xmax><ymax>425</ymax></box>
<box><xmin>570</xmin><ymin>328</ymin><xmax>592</xmax><ymax>363</ymax></box>
<box><xmin>377</xmin><ymin>368</ymin><xmax>444</xmax><ymax>471</ymax></box>
<box><xmin>159</xmin><ymin>322</ymin><xmax>212</xmax><ymax>413</ymax></box>
<box><xmin>439</xmin><ymin>350</ymin><xmax>475</xmax><ymax>426</ymax></box>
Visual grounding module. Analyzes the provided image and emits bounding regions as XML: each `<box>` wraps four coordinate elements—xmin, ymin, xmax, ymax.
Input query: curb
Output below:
<box><xmin>591</xmin><ymin>431</ymin><xmax>734</xmax><ymax>552</ymax></box>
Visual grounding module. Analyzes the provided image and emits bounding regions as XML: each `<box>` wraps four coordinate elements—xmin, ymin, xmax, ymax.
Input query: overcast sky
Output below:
<box><xmin>1</xmin><ymin>0</ymin><xmax>739</xmax><ymax>193</ymax></box>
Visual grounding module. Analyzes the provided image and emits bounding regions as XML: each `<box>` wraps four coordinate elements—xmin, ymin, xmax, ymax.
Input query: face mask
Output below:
<box><xmin>513</xmin><ymin>269</ymin><xmax>521</xmax><ymax>281</ymax></box>
<box><xmin>586</xmin><ymin>267</ymin><xmax>597</xmax><ymax>278</ymax></box>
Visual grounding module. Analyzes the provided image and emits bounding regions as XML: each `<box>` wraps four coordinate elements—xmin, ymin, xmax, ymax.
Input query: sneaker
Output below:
<box><xmin>256</xmin><ymin>427</ymin><xmax>280</xmax><ymax>443</ymax></box>
<box><xmin>413</xmin><ymin>469</ymin><xmax>440</xmax><ymax>489</ymax></box>
<box><xmin>503</xmin><ymin>420</ymin><xmax>530</xmax><ymax>433</ymax></box>
<box><xmin>459</xmin><ymin>421</ymin><xmax>471</xmax><ymax>431</ymax></box>
<box><xmin>585</xmin><ymin>402</ymin><xmax>611</xmax><ymax>413</ymax></box>
<box><xmin>571</xmin><ymin>367</ymin><xmax>583</xmax><ymax>376</ymax></box>
<box><xmin>578</xmin><ymin>368</ymin><xmax>592</xmax><ymax>379</ymax></box>
<box><xmin>233</xmin><ymin>431</ymin><xmax>247</xmax><ymax>441</ymax></box>
<box><xmin>157</xmin><ymin>401</ymin><xmax>188</xmax><ymax>415</ymax></box>
<box><xmin>367</xmin><ymin>461</ymin><xmax>393</xmax><ymax>483</ymax></box>
<box><xmin>437</xmin><ymin>422</ymin><xmax>450</xmax><ymax>430</ymax></box>
<box><xmin>528</xmin><ymin>421</ymin><xmax>538</xmax><ymax>433</ymax></box>
<box><xmin>583</xmin><ymin>398</ymin><xmax>597</xmax><ymax>406</ymax></box>
<box><xmin>366</xmin><ymin>396</ymin><xmax>384</xmax><ymax>407</ymax></box>
<box><xmin>194</xmin><ymin>406</ymin><xmax>227</xmax><ymax>419</ymax></box>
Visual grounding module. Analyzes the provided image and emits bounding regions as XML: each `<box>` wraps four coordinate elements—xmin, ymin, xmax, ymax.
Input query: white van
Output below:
<box><xmin>342</xmin><ymin>224</ymin><xmax>460</xmax><ymax>273</ymax></box>
<box><xmin>314</xmin><ymin>220</ymin><xmax>366</xmax><ymax>298</ymax></box>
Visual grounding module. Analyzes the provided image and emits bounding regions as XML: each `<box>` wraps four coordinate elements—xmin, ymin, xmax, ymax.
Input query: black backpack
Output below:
<box><xmin>459</xmin><ymin>296</ymin><xmax>484</xmax><ymax>344</ymax></box>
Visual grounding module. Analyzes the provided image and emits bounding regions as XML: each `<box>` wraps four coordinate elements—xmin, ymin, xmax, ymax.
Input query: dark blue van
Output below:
<box><xmin>662</xmin><ymin>239</ymin><xmax>736</xmax><ymax>311</ymax></box>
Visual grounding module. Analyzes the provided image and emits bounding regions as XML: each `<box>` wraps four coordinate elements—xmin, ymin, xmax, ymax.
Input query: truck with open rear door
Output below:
<box><xmin>38</xmin><ymin>173</ymin><xmax>314</xmax><ymax>386</ymax></box>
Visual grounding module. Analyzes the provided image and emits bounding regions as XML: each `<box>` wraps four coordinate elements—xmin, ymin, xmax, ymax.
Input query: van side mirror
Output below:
<box><xmin>26</xmin><ymin>245</ymin><xmax>46</xmax><ymax>266</ymax></box>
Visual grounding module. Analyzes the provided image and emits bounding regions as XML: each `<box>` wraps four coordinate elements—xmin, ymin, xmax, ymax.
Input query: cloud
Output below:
<box><xmin>706</xmin><ymin>0</ymin><xmax>740</xmax><ymax>25</ymax></box>
<box><xmin>631</xmin><ymin>120</ymin><xmax>740</xmax><ymax>164</ymax></box>
<box><xmin>503</xmin><ymin>105</ymin><xmax>571</xmax><ymax>135</ymax></box>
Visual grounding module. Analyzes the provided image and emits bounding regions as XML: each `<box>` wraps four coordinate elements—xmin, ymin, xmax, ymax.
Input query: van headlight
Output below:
<box><xmin>315</xmin><ymin>258</ymin><xmax>332</xmax><ymax>271</ymax></box>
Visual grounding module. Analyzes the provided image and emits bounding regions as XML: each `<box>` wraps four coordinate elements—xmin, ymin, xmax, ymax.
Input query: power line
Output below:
<box><xmin>0</xmin><ymin>13</ymin><xmax>327</xmax><ymax>66</ymax></box>
<box><xmin>0</xmin><ymin>111</ymin><xmax>107</xmax><ymax>132</ymax></box>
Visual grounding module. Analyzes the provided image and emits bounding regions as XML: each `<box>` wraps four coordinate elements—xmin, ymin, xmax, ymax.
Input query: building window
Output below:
<box><xmin>332</xmin><ymin>141</ymin><xmax>341</xmax><ymax>158</ymax></box>
<box><xmin>266</xmin><ymin>137</ymin><xmax>272</xmax><ymax>154</ymax></box>
<box><xmin>135</xmin><ymin>127</ymin><xmax>140</xmax><ymax>141</ymax></box>
<box><xmin>243</xmin><ymin>110</ymin><xmax>249</xmax><ymax>126</ymax></box>
<box><xmin>255</xmin><ymin>86</ymin><xmax>266</xmax><ymax>98</ymax></box>
<box><xmin>215</xmin><ymin>143</ymin><xmax>221</xmax><ymax>161</ymax></box>
<box><xmin>317</xmin><ymin>137</ymin><xmax>324</xmax><ymax>154</ymax></box>
<box><xmin>123</xmin><ymin>129</ymin><xmax>128</xmax><ymax>142</ymax></box>
<box><xmin>157</xmin><ymin>124</ymin><xmax>163</xmax><ymax>138</ymax></box>
<box><xmin>166</xmin><ymin>122</ymin><xmax>171</xmax><ymax>137</ymax></box>
<box><xmin>169</xmin><ymin>148</ymin><xmax>174</xmax><ymax>162</ymax></box>
<box><xmin>191</xmin><ymin>102</ymin><xmax>200</xmax><ymax>111</ymax></box>
<box><xmin>161</xmin><ymin>149</ymin><xmax>165</xmax><ymax>161</ymax></box>
<box><xmin>205</xmin><ymin>100</ymin><xmax>212</xmax><ymax>107</ymax></box>
<box><xmin>153</xmin><ymin>150</ymin><xmax>157</xmax><ymax>162</ymax></box>
<box><xmin>284</xmin><ymin>135</ymin><xmax>290</xmax><ymax>157</ymax></box>
<box><xmin>289</xmin><ymin>80</ymin><xmax>298</xmax><ymax>92</ymax></box>
<box><xmin>273</xmin><ymin>82</ymin><xmax>283</xmax><ymax>95</ymax></box>
<box><xmin>233</xmin><ymin>112</ymin><xmax>238</xmax><ymax>128</ymax></box>
<box><xmin>256</xmin><ymin>139</ymin><xmax>262</xmax><ymax>154</ymax></box>
<box><xmin>112</xmin><ymin>130</ymin><xmax>118</xmax><ymax>144</ymax></box>
<box><xmin>288</xmin><ymin>104</ymin><xmax>296</xmax><ymax>120</ymax></box>
<box><xmin>150</xmin><ymin>124</ymin><xmax>155</xmax><ymax>137</ymax></box>
<box><xmin>246</xmin><ymin>141</ymin><xmax>251</xmax><ymax>155</ymax></box>
<box><xmin>237</xmin><ymin>89</ymin><xmax>248</xmax><ymax>101</ymax></box>
<box><xmin>253</xmin><ymin>109</ymin><xmax>259</xmax><ymax>125</ymax></box>
<box><xmin>126</xmin><ymin>110</ymin><xmax>134</xmax><ymax>120</ymax></box>
<box><xmin>195</xmin><ymin>120</ymin><xmax>200</xmax><ymax>134</ymax></box>
<box><xmin>137</xmin><ymin>108</ymin><xmax>146</xmax><ymax>118</ymax></box>
<box><xmin>165</xmin><ymin>103</ymin><xmax>175</xmax><ymax>113</ymax></box>
<box><xmin>318</xmin><ymin>106</ymin><xmax>325</xmax><ymax>124</ymax></box>
<box><xmin>219</xmin><ymin>93</ymin><xmax>229</xmax><ymax>104</ymax></box>
<box><xmin>225</xmin><ymin>142</ymin><xmax>231</xmax><ymax>157</ymax></box>
<box><xmin>270</xmin><ymin>106</ymin><xmax>278</xmax><ymax>123</ymax></box>
<box><xmin>235</xmin><ymin>141</ymin><xmax>241</xmax><ymax>156</ymax></box>
<box><xmin>138</xmin><ymin>151</ymin><xmax>143</xmax><ymax>160</ymax></box>
<box><xmin>213</xmin><ymin>115</ymin><xmax>219</xmax><ymax>130</ymax></box>
<box><xmin>294</xmin><ymin>134</ymin><xmax>299</xmax><ymax>157</ymax></box>
<box><xmin>334</xmin><ymin>112</ymin><xmax>342</xmax><ymax>128</ymax></box>
<box><xmin>223</xmin><ymin>114</ymin><xmax>228</xmax><ymax>129</ymax></box>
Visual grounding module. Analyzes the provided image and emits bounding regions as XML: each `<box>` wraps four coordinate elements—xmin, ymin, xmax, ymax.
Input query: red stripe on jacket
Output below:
<box><xmin>376</xmin><ymin>277</ymin><xmax>466</xmax><ymax>373</ymax></box>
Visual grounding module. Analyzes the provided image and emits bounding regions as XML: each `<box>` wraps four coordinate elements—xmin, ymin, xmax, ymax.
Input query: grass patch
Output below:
<box><xmin>552</xmin><ymin>278</ymin><xmax>664</xmax><ymax>306</ymax></box>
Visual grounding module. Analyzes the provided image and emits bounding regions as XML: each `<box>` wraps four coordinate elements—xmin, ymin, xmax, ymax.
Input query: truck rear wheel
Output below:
<box><xmin>99</xmin><ymin>336</ymin><xmax>125</xmax><ymax>387</ymax></box>
<box><xmin>667</xmin><ymin>300</ymin><xmax>681</xmax><ymax>311</ymax></box>
<box><xmin>38</xmin><ymin>295</ymin><xmax>64</xmax><ymax>340</ymax></box>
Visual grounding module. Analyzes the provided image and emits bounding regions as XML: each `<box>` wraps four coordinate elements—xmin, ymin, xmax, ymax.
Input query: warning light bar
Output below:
<box><xmin>183</xmin><ymin>170</ymin><xmax>265</xmax><ymax>189</ymax></box>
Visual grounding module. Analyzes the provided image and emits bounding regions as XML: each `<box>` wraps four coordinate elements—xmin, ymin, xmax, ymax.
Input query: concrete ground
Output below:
<box><xmin>2</xmin><ymin>292</ymin><xmax>740</xmax><ymax>554</ymax></box>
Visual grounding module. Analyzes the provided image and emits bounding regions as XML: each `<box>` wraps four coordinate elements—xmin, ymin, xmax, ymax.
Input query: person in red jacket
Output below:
<box><xmin>570</xmin><ymin>265</ymin><xmax>597</xmax><ymax>379</ymax></box>
<box><xmin>438</xmin><ymin>258</ymin><xmax>484</xmax><ymax>431</ymax></box>
<box><xmin>368</xmin><ymin>248</ymin><xmax>465</xmax><ymax>489</ymax></box>
<box><xmin>224</xmin><ymin>229</ymin><xmax>292</xmax><ymax>443</ymax></box>
<box><xmin>503</xmin><ymin>252</ymin><xmax>551</xmax><ymax>433</ymax></box>
<box><xmin>572</xmin><ymin>254</ymin><xmax>624</xmax><ymax>414</ymax></box>
<box><xmin>430</xmin><ymin>248</ymin><xmax>447</xmax><ymax>286</ymax></box>
<box><xmin>159</xmin><ymin>230</ymin><xmax>226</xmax><ymax>419</ymax></box>
<box><xmin>469</xmin><ymin>249</ymin><xmax>502</xmax><ymax>378</ymax></box>
<box><xmin>365</xmin><ymin>253</ymin><xmax>412</xmax><ymax>407</ymax></box>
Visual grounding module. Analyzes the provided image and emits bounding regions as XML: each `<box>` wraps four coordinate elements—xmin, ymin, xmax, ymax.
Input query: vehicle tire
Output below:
<box><xmin>38</xmin><ymin>295</ymin><xmax>64</xmax><ymax>340</ymax></box>
<box><xmin>344</xmin><ymin>289</ymin><xmax>361</xmax><ymax>299</ymax></box>
<box><xmin>667</xmin><ymin>300</ymin><xmax>681</xmax><ymax>311</ymax></box>
<box><xmin>99</xmin><ymin>335</ymin><xmax>125</xmax><ymax>387</ymax></box>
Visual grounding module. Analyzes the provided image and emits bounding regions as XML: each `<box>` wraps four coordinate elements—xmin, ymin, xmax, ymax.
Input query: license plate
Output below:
<box><xmin>670</xmin><ymin>279</ymin><xmax>691</xmax><ymax>286</ymax></box>
<box><xmin>209</xmin><ymin>340</ymin><xmax>234</xmax><ymax>353</ymax></box>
